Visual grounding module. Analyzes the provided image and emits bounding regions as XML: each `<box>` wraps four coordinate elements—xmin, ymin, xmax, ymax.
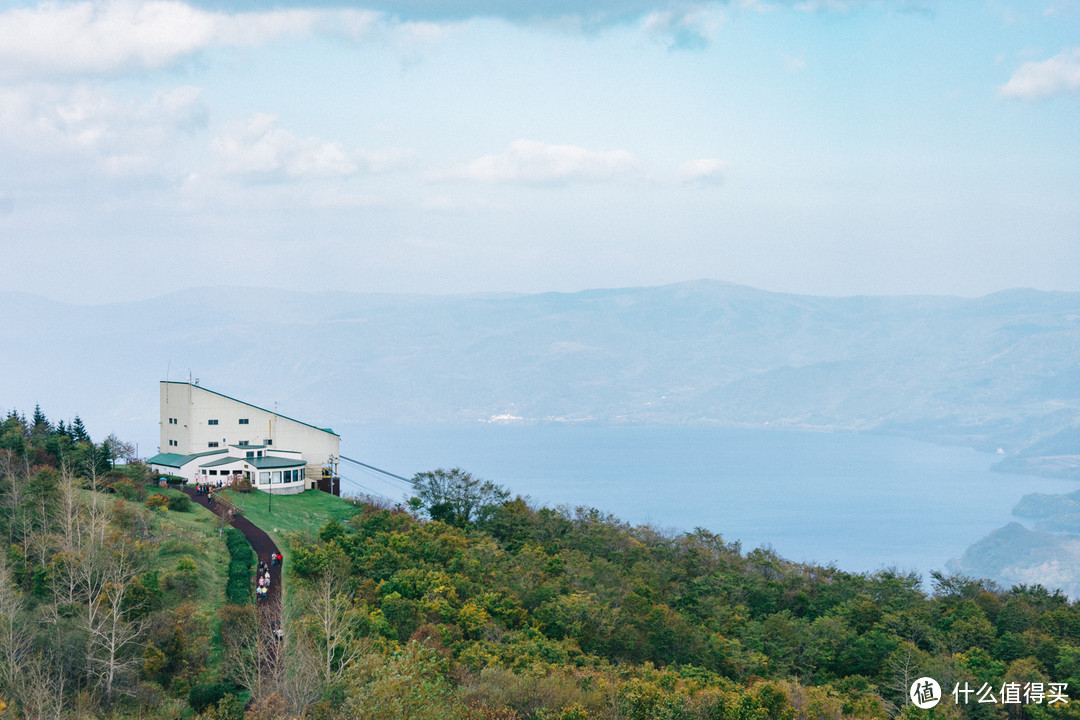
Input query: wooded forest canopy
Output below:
<box><xmin>3</xmin><ymin>404</ymin><xmax>1080</xmax><ymax>719</ymax></box>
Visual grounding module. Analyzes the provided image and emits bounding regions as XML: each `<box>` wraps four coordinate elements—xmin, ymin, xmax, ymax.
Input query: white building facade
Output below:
<box><xmin>148</xmin><ymin>381</ymin><xmax>340</xmax><ymax>495</ymax></box>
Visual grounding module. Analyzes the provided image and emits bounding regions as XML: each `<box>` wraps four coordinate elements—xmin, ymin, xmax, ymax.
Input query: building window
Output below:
<box><xmin>259</xmin><ymin>472</ymin><xmax>269</xmax><ymax>483</ymax></box>
<box><xmin>239</xmin><ymin>418</ymin><xmax>249</xmax><ymax>425</ymax></box>
<box><xmin>246</xmin><ymin>451</ymin><xmax>254</xmax><ymax>458</ymax></box>
<box><xmin>209</xmin><ymin>470</ymin><xmax>217</xmax><ymax>476</ymax></box>
<box><xmin>265</xmin><ymin>438</ymin><xmax>273</xmax><ymax>446</ymax></box>
<box><xmin>208</xmin><ymin>419</ymin><xmax>218</xmax><ymax>426</ymax></box>
<box><xmin>238</xmin><ymin>440</ymin><xmax>249</xmax><ymax>446</ymax></box>
<box><xmin>168</xmin><ymin>418</ymin><xmax>177</xmax><ymax>425</ymax></box>
<box><xmin>272</xmin><ymin>471</ymin><xmax>281</xmax><ymax>484</ymax></box>
<box><xmin>168</xmin><ymin>439</ymin><xmax>177</xmax><ymax>447</ymax></box>
<box><xmin>208</xmin><ymin>442</ymin><xmax>219</xmax><ymax>448</ymax></box>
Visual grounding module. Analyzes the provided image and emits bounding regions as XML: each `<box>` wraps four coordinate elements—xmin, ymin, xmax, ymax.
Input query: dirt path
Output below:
<box><xmin>182</xmin><ymin>486</ymin><xmax>283</xmax><ymax>610</ymax></box>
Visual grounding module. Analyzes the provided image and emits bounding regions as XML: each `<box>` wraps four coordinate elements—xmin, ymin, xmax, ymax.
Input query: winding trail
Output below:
<box><xmin>182</xmin><ymin>486</ymin><xmax>283</xmax><ymax>610</ymax></box>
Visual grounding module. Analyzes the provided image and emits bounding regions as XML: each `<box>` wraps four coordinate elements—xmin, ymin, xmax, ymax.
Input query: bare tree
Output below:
<box><xmin>304</xmin><ymin>570</ymin><xmax>368</xmax><ymax>687</ymax></box>
<box><xmin>281</xmin><ymin>629</ymin><xmax>324</xmax><ymax>714</ymax></box>
<box><xmin>223</xmin><ymin>600</ymin><xmax>284</xmax><ymax>706</ymax></box>
<box><xmin>882</xmin><ymin>641</ymin><xmax>928</xmax><ymax>715</ymax></box>
<box><xmin>57</xmin><ymin>463</ymin><xmax>84</xmax><ymax>550</ymax></box>
<box><xmin>85</xmin><ymin>472</ymin><xmax>109</xmax><ymax>548</ymax></box>
<box><xmin>104</xmin><ymin>434</ymin><xmax>138</xmax><ymax>465</ymax></box>
<box><xmin>0</xmin><ymin>553</ymin><xmax>31</xmax><ymax>695</ymax></box>
<box><xmin>87</xmin><ymin>547</ymin><xmax>145</xmax><ymax>706</ymax></box>
<box><xmin>14</xmin><ymin>651</ymin><xmax>67</xmax><ymax>720</ymax></box>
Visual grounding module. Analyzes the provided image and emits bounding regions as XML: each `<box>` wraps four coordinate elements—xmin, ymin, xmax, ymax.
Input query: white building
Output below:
<box><xmin>147</xmin><ymin>381</ymin><xmax>340</xmax><ymax>495</ymax></box>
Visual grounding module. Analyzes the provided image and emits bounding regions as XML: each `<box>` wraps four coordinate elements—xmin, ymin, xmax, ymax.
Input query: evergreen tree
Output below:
<box><xmin>71</xmin><ymin>416</ymin><xmax>90</xmax><ymax>443</ymax></box>
<box><xmin>30</xmin><ymin>404</ymin><xmax>50</xmax><ymax>440</ymax></box>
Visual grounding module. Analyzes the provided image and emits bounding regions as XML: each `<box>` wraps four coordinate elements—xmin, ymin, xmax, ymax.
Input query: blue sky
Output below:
<box><xmin>0</xmin><ymin>0</ymin><xmax>1078</xmax><ymax>302</ymax></box>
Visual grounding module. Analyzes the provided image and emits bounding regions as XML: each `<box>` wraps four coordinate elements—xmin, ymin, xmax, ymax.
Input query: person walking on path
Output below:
<box><xmin>181</xmin><ymin>486</ymin><xmax>284</xmax><ymax>613</ymax></box>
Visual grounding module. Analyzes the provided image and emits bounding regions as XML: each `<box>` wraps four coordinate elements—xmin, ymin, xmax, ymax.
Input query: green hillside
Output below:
<box><xmin>6</xmin><ymin>408</ymin><xmax>1080</xmax><ymax>720</ymax></box>
<box><xmin>219</xmin><ymin>487</ymin><xmax>362</xmax><ymax>563</ymax></box>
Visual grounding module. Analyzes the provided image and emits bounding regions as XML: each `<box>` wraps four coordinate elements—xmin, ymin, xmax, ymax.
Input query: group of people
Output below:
<box><xmin>256</xmin><ymin>568</ymin><xmax>271</xmax><ymax>600</ymax></box>
<box><xmin>255</xmin><ymin>558</ymin><xmax>276</xmax><ymax>601</ymax></box>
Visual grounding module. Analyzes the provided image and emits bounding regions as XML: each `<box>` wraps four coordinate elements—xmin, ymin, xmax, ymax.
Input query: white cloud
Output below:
<box><xmin>0</xmin><ymin>1</ymin><xmax>380</xmax><ymax>80</ymax></box>
<box><xmin>1000</xmin><ymin>48</ymin><xmax>1080</xmax><ymax>100</ymax></box>
<box><xmin>793</xmin><ymin>0</ymin><xmax>864</xmax><ymax>11</ymax></box>
<box><xmin>209</xmin><ymin>114</ymin><xmax>413</xmax><ymax>181</ymax></box>
<box><xmin>783</xmin><ymin>53</ymin><xmax>806</xmax><ymax>71</ymax></box>
<box><xmin>421</xmin><ymin>194</ymin><xmax>497</xmax><ymax>212</ymax></box>
<box><xmin>791</xmin><ymin>0</ymin><xmax>935</xmax><ymax>11</ymax></box>
<box><xmin>211</xmin><ymin>114</ymin><xmax>361</xmax><ymax>179</ymax></box>
<box><xmin>0</xmin><ymin>82</ymin><xmax>207</xmax><ymax>175</ymax></box>
<box><xmin>441</xmin><ymin>140</ymin><xmax>639</xmax><ymax>183</ymax></box>
<box><xmin>678</xmin><ymin>158</ymin><xmax>725</xmax><ymax>184</ymax></box>
<box><xmin>643</xmin><ymin>4</ymin><xmax>725</xmax><ymax>50</ymax></box>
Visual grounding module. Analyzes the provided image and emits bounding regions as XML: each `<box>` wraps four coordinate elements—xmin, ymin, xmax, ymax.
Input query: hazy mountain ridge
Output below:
<box><xmin>3</xmin><ymin>280</ymin><xmax>1079</xmax><ymax>475</ymax></box>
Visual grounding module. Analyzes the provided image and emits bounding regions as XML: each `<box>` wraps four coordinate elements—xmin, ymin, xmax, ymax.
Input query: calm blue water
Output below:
<box><xmin>338</xmin><ymin>424</ymin><xmax>1077</xmax><ymax>578</ymax></box>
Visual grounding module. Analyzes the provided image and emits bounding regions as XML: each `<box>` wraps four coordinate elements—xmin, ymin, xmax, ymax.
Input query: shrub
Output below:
<box><xmin>168</xmin><ymin>493</ymin><xmax>192</xmax><ymax>512</ymax></box>
<box><xmin>166</xmin><ymin>556</ymin><xmax>200</xmax><ymax>598</ymax></box>
<box><xmin>145</xmin><ymin>494</ymin><xmax>169</xmax><ymax>512</ymax></box>
<box><xmin>188</xmin><ymin>681</ymin><xmax>231</xmax><ymax>712</ymax></box>
<box><xmin>224</xmin><ymin>528</ymin><xmax>254</xmax><ymax>604</ymax></box>
<box><xmin>114</xmin><ymin>477</ymin><xmax>147</xmax><ymax>501</ymax></box>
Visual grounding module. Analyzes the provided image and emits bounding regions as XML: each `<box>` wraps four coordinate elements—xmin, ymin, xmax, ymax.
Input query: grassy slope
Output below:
<box><xmin>219</xmin><ymin>488</ymin><xmax>360</xmax><ymax>563</ymax></box>
<box><xmin>97</xmin><ymin>487</ymin><xmax>230</xmax><ymax>606</ymax></box>
<box><xmin>148</xmin><ymin>500</ymin><xmax>230</xmax><ymax>607</ymax></box>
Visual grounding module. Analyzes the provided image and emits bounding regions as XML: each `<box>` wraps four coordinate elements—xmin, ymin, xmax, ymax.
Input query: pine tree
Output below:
<box><xmin>71</xmin><ymin>416</ymin><xmax>90</xmax><ymax>443</ymax></box>
<box><xmin>31</xmin><ymin>405</ymin><xmax>50</xmax><ymax>440</ymax></box>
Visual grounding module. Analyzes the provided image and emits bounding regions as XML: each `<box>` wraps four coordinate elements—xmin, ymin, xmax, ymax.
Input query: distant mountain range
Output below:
<box><xmin>3</xmin><ymin>280</ymin><xmax>1079</xmax><ymax>477</ymax></box>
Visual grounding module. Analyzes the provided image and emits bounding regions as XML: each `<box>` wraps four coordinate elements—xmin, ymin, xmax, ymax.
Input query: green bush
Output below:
<box><xmin>113</xmin><ymin>477</ymin><xmax>147</xmax><ymax>501</ymax></box>
<box><xmin>145</xmin><ymin>494</ymin><xmax>169</xmax><ymax>511</ymax></box>
<box><xmin>224</xmin><ymin>528</ymin><xmax>254</xmax><ymax>604</ymax></box>
<box><xmin>189</xmin><ymin>681</ymin><xmax>231</xmax><ymax>712</ymax></box>
<box><xmin>168</xmin><ymin>493</ymin><xmax>192</xmax><ymax>512</ymax></box>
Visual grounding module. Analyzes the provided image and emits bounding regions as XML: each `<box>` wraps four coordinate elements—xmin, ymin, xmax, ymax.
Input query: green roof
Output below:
<box><xmin>147</xmin><ymin>452</ymin><xmax>187</xmax><ymax>468</ymax></box>
<box><xmin>250</xmin><ymin>456</ymin><xmax>306</xmax><ymax>469</ymax></box>
<box><xmin>161</xmin><ymin>381</ymin><xmax>340</xmax><ymax>437</ymax></box>
<box><xmin>147</xmin><ymin>449</ymin><xmax>227</xmax><ymax>468</ymax></box>
<box><xmin>201</xmin><ymin>456</ymin><xmax>248</xmax><ymax>468</ymax></box>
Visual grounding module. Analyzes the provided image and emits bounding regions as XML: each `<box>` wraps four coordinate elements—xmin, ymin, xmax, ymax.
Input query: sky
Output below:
<box><xmin>0</xmin><ymin>0</ymin><xmax>1078</xmax><ymax>303</ymax></box>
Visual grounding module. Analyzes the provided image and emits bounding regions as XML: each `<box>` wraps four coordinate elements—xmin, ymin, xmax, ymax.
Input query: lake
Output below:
<box><xmin>337</xmin><ymin>424</ymin><xmax>1077</xmax><ymax>579</ymax></box>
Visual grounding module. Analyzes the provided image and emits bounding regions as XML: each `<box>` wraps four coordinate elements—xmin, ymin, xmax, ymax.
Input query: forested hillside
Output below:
<box><xmin>0</xmin><ymin>407</ymin><xmax>252</xmax><ymax>718</ymax></box>
<box><xmin>6</xmin><ymin>409</ymin><xmax>1080</xmax><ymax>720</ymax></box>
<box><xmin>277</xmin><ymin>471</ymin><xmax>1080</xmax><ymax>720</ymax></box>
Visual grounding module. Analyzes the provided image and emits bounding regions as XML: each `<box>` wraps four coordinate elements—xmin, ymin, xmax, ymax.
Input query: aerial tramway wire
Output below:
<box><xmin>335</xmin><ymin>471</ymin><xmax>394</xmax><ymax>500</ymax></box>
<box><xmin>339</xmin><ymin>455</ymin><xmax>414</xmax><ymax>491</ymax></box>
